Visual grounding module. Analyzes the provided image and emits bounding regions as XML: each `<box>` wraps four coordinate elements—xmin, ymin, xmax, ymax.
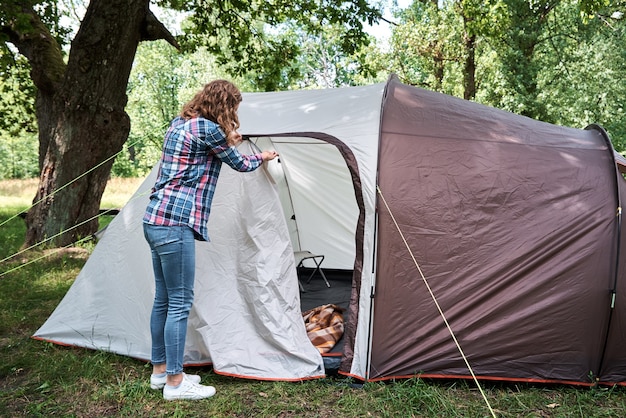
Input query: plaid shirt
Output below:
<box><xmin>143</xmin><ymin>116</ymin><xmax>263</xmax><ymax>241</ymax></box>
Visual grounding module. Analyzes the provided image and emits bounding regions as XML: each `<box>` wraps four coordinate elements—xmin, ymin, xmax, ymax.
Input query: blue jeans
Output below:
<box><xmin>143</xmin><ymin>223</ymin><xmax>196</xmax><ymax>375</ymax></box>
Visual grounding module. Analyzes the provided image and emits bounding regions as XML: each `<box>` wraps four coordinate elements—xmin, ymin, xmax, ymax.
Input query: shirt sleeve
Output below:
<box><xmin>215</xmin><ymin>146</ymin><xmax>264</xmax><ymax>172</ymax></box>
<box><xmin>195</xmin><ymin>118</ymin><xmax>263</xmax><ymax>172</ymax></box>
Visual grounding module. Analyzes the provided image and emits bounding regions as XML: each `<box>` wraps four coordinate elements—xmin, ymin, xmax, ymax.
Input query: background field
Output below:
<box><xmin>1</xmin><ymin>178</ymin><xmax>626</xmax><ymax>417</ymax></box>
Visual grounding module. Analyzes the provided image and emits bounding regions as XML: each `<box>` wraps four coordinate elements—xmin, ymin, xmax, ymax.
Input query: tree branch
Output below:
<box><xmin>2</xmin><ymin>5</ymin><xmax>65</xmax><ymax>94</ymax></box>
<box><xmin>140</xmin><ymin>9</ymin><xmax>180</xmax><ymax>49</ymax></box>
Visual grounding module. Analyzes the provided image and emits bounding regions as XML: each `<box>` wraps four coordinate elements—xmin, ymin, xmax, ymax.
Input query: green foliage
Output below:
<box><xmin>281</xmin><ymin>24</ymin><xmax>386</xmax><ymax>89</ymax></box>
<box><xmin>0</xmin><ymin>0</ymin><xmax>72</xmax><ymax>50</ymax></box>
<box><xmin>481</xmin><ymin>0</ymin><xmax>626</xmax><ymax>145</ymax></box>
<box><xmin>580</xmin><ymin>0</ymin><xmax>612</xmax><ymax>16</ymax></box>
<box><xmin>533</xmin><ymin>2</ymin><xmax>626</xmax><ymax>148</ymax></box>
<box><xmin>388</xmin><ymin>1</ymin><xmax>465</xmax><ymax>95</ymax></box>
<box><xmin>0</xmin><ymin>131</ymin><xmax>39</xmax><ymax>179</ymax></box>
<box><xmin>385</xmin><ymin>0</ymin><xmax>626</xmax><ymax>149</ymax></box>
<box><xmin>113</xmin><ymin>40</ymin><xmax>184</xmax><ymax>177</ymax></box>
<box><xmin>177</xmin><ymin>0</ymin><xmax>382</xmax><ymax>91</ymax></box>
<box><xmin>113</xmin><ymin>40</ymin><xmax>256</xmax><ymax>177</ymax></box>
<box><xmin>0</xmin><ymin>52</ymin><xmax>36</xmax><ymax>134</ymax></box>
<box><xmin>0</xmin><ymin>52</ymin><xmax>38</xmax><ymax>179</ymax></box>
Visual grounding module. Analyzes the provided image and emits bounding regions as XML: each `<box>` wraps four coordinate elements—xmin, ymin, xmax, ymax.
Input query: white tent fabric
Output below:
<box><xmin>34</xmin><ymin>82</ymin><xmax>386</xmax><ymax>381</ymax></box>
<box><xmin>239</xmin><ymin>84</ymin><xmax>385</xmax><ymax>379</ymax></box>
<box><xmin>34</xmin><ymin>140</ymin><xmax>325</xmax><ymax>380</ymax></box>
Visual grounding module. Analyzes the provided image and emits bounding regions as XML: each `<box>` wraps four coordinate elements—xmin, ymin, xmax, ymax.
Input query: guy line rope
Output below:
<box><xmin>376</xmin><ymin>185</ymin><xmax>497</xmax><ymax>418</ymax></box>
<box><xmin>0</xmin><ymin>138</ymin><xmax>149</xmax><ymax>278</ymax></box>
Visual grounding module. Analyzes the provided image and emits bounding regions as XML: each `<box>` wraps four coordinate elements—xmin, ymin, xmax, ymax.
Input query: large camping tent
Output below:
<box><xmin>34</xmin><ymin>75</ymin><xmax>626</xmax><ymax>385</ymax></box>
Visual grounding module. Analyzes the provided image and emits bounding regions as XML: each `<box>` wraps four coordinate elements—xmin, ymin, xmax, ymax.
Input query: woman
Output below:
<box><xmin>143</xmin><ymin>80</ymin><xmax>278</xmax><ymax>401</ymax></box>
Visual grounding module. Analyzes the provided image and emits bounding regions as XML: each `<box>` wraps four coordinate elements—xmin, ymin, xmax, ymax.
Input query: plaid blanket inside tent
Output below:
<box><xmin>302</xmin><ymin>304</ymin><xmax>345</xmax><ymax>354</ymax></box>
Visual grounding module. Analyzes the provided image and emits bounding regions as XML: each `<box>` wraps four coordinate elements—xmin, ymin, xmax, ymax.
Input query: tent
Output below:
<box><xmin>34</xmin><ymin>75</ymin><xmax>626</xmax><ymax>385</ymax></box>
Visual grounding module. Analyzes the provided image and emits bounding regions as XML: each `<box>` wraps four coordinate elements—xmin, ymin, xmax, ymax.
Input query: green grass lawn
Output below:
<box><xmin>1</xmin><ymin>179</ymin><xmax>626</xmax><ymax>417</ymax></box>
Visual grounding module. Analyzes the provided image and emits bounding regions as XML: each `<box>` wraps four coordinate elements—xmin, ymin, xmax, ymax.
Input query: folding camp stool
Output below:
<box><xmin>294</xmin><ymin>251</ymin><xmax>330</xmax><ymax>291</ymax></box>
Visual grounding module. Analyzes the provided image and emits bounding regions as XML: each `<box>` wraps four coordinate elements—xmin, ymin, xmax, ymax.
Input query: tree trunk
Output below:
<box><xmin>497</xmin><ymin>0</ymin><xmax>555</xmax><ymax>120</ymax></box>
<box><xmin>462</xmin><ymin>32</ymin><xmax>476</xmax><ymax>100</ymax></box>
<box><xmin>427</xmin><ymin>0</ymin><xmax>445</xmax><ymax>90</ymax></box>
<box><xmin>3</xmin><ymin>0</ymin><xmax>177</xmax><ymax>248</ymax></box>
<box><xmin>432</xmin><ymin>54</ymin><xmax>444</xmax><ymax>91</ymax></box>
<box><xmin>458</xmin><ymin>1</ymin><xmax>477</xmax><ymax>101</ymax></box>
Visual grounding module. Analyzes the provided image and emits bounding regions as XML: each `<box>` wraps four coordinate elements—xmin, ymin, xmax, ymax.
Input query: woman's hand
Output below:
<box><xmin>261</xmin><ymin>150</ymin><xmax>279</xmax><ymax>161</ymax></box>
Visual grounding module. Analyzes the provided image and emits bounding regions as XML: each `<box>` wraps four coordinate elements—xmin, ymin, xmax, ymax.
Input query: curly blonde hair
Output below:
<box><xmin>181</xmin><ymin>80</ymin><xmax>242</xmax><ymax>145</ymax></box>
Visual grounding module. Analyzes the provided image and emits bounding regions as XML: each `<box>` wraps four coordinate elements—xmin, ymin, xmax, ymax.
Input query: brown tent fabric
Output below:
<box><xmin>613</xmin><ymin>151</ymin><xmax>626</xmax><ymax>174</ymax></box>
<box><xmin>368</xmin><ymin>76</ymin><xmax>623</xmax><ymax>384</ymax></box>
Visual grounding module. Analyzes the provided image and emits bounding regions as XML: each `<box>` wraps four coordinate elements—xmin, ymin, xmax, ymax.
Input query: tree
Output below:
<box><xmin>0</xmin><ymin>0</ymin><xmax>381</xmax><ymax>248</ymax></box>
<box><xmin>278</xmin><ymin>23</ymin><xmax>386</xmax><ymax>89</ymax></box>
<box><xmin>387</xmin><ymin>0</ymin><xmax>485</xmax><ymax>98</ymax></box>
<box><xmin>1</xmin><ymin>0</ymin><xmax>178</xmax><ymax>247</ymax></box>
<box><xmin>532</xmin><ymin>1</ymin><xmax>626</xmax><ymax>148</ymax></box>
<box><xmin>117</xmin><ymin>41</ymin><xmax>249</xmax><ymax>177</ymax></box>
<box><xmin>488</xmin><ymin>0</ymin><xmax>558</xmax><ymax>119</ymax></box>
<box><xmin>479</xmin><ymin>0</ymin><xmax>625</xmax><ymax>141</ymax></box>
<box><xmin>171</xmin><ymin>0</ymin><xmax>382</xmax><ymax>91</ymax></box>
<box><xmin>384</xmin><ymin>0</ymin><xmax>625</xmax><ymax>147</ymax></box>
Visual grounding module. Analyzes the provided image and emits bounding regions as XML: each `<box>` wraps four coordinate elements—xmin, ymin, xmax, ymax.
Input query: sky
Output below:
<box><xmin>365</xmin><ymin>0</ymin><xmax>412</xmax><ymax>42</ymax></box>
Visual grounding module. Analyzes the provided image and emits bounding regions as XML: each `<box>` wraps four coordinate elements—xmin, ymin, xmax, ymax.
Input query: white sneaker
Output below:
<box><xmin>150</xmin><ymin>372</ymin><xmax>201</xmax><ymax>390</ymax></box>
<box><xmin>163</xmin><ymin>374</ymin><xmax>216</xmax><ymax>401</ymax></box>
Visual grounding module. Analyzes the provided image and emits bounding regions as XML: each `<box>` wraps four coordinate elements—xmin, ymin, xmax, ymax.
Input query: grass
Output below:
<box><xmin>99</xmin><ymin>177</ymin><xmax>144</xmax><ymax>209</ymax></box>
<box><xmin>2</xmin><ymin>178</ymin><xmax>626</xmax><ymax>416</ymax></box>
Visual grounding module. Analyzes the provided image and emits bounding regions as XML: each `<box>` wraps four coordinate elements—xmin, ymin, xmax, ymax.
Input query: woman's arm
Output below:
<box><xmin>214</xmin><ymin>145</ymin><xmax>278</xmax><ymax>172</ymax></box>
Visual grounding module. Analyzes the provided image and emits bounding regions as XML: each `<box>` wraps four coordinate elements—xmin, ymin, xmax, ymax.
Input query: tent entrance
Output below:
<box><xmin>250</xmin><ymin>135</ymin><xmax>361</xmax><ymax>365</ymax></box>
<box><xmin>299</xmin><ymin>268</ymin><xmax>352</xmax><ymax>367</ymax></box>
<box><xmin>250</xmin><ymin>136</ymin><xmax>359</xmax><ymax>269</ymax></box>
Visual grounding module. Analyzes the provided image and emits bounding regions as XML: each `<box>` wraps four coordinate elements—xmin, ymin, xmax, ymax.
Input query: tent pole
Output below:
<box><xmin>250</xmin><ymin>136</ymin><xmax>303</xmax><ymax>252</ymax></box>
<box><xmin>586</xmin><ymin>124</ymin><xmax>623</xmax><ymax>382</ymax></box>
